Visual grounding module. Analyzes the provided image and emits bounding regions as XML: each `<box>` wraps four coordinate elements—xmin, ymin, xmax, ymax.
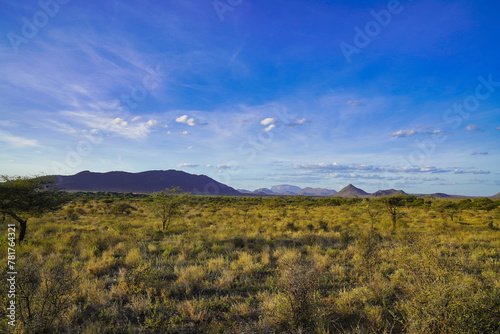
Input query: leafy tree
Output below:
<box><xmin>377</xmin><ymin>195</ymin><xmax>410</xmax><ymax>230</ymax></box>
<box><xmin>362</xmin><ymin>199</ymin><xmax>383</xmax><ymax>229</ymax></box>
<box><xmin>0</xmin><ymin>175</ymin><xmax>68</xmax><ymax>242</ymax></box>
<box><xmin>433</xmin><ymin>200</ymin><xmax>459</xmax><ymax>222</ymax></box>
<box><xmin>409</xmin><ymin>197</ymin><xmax>426</xmax><ymax>208</ymax></box>
<box><xmin>110</xmin><ymin>202</ymin><xmax>136</xmax><ymax>215</ymax></box>
<box><xmin>150</xmin><ymin>187</ymin><xmax>187</xmax><ymax>231</ymax></box>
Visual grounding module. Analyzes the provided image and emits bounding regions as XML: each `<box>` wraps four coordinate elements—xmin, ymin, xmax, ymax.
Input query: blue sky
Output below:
<box><xmin>0</xmin><ymin>0</ymin><xmax>499</xmax><ymax>196</ymax></box>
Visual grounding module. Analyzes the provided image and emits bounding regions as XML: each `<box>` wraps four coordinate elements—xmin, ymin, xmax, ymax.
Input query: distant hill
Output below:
<box><xmin>297</xmin><ymin>187</ymin><xmax>337</xmax><ymax>196</ymax></box>
<box><xmin>335</xmin><ymin>184</ymin><xmax>369</xmax><ymax>198</ymax></box>
<box><xmin>372</xmin><ymin>189</ymin><xmax>407</xmax><ymax>197</ymax></box>
<box><xmin>428</xmin><ymin>193</ymin><xmax>452</xmax><ymax>198</ymax></box>
<box><xmin>271</xmin><ymin>185</ymin><xmax>302</xmax><ymax>194</ymax></box>
<box><xmin>253</xmin><ymin>188</ymin><xmax>275</xmax><ymax>195</ymax></box>
<box><xmin>242</xmin><ymin>182</ymin><xmax>490</xmax><ymax>199</ymax></box>
<box><xmin>55</xmin><ymin>170</ymin><xmax>241</xmax><ymax>195</ymax></box>
<box><xmin>243</xmin><ymin>185</ymin><xmax>337</xmax><ymax>196</ymax></box>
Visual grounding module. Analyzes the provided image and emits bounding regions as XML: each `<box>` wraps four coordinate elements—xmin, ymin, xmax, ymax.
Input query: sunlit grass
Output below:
<box><xmin>0</xmin><ymin>195</ymin><xmax>499</xmax><ymax>333</ymax></box>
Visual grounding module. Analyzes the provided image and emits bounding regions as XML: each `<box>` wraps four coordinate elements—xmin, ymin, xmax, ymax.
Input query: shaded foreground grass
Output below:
<box><xmin>1</xmin><ymin>195</ymin><xmax>499</xmax><ymax>333</ymax></box>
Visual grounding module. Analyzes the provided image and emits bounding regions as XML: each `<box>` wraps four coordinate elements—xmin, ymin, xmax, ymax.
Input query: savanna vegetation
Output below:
<box><xmin>1</xmin><ymin>189</ymin><xmax>500</xmax><ymax>333</ymax></box>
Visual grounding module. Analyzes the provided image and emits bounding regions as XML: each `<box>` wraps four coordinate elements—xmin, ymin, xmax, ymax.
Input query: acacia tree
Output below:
<box><xmin>433</xmin><ymin>200</ymin><xmax>459</xmax><ymax>222</ymax></box>
<box><xmin>239</xmin><ymin>201</ymin><xmax>251</xmax><ymax>224</ymax></box>
<box><xmin>377</xmin><ymin>195</ymin><xmax>410</xmax><ymax>230</ymax></box>
<box><xmin>0</xmin><ymin>175</ymin><xmax>67</xmax><ymax>242</ymax></box>
<box><xmin>150</xmin><ymin>187</ymin><xmax>187</xmax><ymax>231</ymax></box>
<box><xmin>362</xmin><ymin>198</ymin><xmax>383</xmax><ymax>229</ymax></box>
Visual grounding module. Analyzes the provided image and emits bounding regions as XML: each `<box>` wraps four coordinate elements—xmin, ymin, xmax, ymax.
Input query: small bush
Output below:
<box><xmin>261</xmin><ymin>257</ymin><xmax>320</xmax><ymax>332</ymax></box>
<box><xmin>16</xmin><ymin>257</ymin><xmax>79</xmax><ymax>333</ymax></box>
<box><xmin>125</xmin><ymin>248</ymin><xmax>142</xmax><ymax>267</ymax></box>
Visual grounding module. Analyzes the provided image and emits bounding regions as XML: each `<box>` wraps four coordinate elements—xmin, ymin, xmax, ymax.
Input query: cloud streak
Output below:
<box><xmin>264</xmin><ymin>124</ymin><xmax>276</xmax><ymax>132</ymax></box>
<box><xmin>61</xmin><ymin>111</ymin><xmax>159</xmax><ymax>139</ymax></box>
<box><xmin>294</xmin><ymin>162</ymin><xmax>490</xmax><ymax>176</ymax></box>
<box><xmin>177</xmin><ymin>163</ymin><xmax>199</xmax><ymax>168</ymax></box>
<box><xmin>389</xmin><ymin>129</ymin><xmax>417</xmax><ymax>138</ymax></box>
<box><xmin>0</xmin><ymin>130</ymin><xmax>40</xmax><ymax>147</ymax></box>
<box><xmin>261</xmin><ymin>118</ymin><xmax>277</xmax><ymax>125</ymax></box>
<box><xmin>465</xmin><ymin>124</ymin><xmax>484</xmax><ymax>133</ymax></box>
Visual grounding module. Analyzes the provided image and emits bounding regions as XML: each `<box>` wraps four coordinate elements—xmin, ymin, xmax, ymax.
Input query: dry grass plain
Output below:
<box><xmin>1</xmin><ymin>194</ymin><xmax>499</xmax><ymax>333</ymax></box>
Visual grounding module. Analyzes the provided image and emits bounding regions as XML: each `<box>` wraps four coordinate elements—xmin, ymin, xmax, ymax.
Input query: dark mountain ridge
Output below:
<box><xmin>55</xmin><ymin>170</ymin><xmax>241</xmax><ymax>195</ymax></box>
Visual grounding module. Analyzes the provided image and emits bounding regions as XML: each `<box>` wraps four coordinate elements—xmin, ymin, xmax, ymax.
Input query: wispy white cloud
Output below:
<box><xmin>453</xmin><ymin>169</ymin><xmax>490</xmax><ymax>175</ymax></box>
<box><xmin>389</xmin><ymin>129</ymin><xmax>417</xmax><ymax>138</ymax></box>
<box><xmin>216</xmin><ymin>165</ymin><xmax>233</xmax><ymax>169</ymax></box>
<box><xmin>346</xmin><ymin>100</ymin><xmax>365</xmax><ymax>106</ymax></box>
<box><xmin>261</xmin><ymin>118</ymin><xmax>277</xmax><ymax>125</ymax></box>
<box><xmin>330</xmin><ymin>173</ymin><xmax>385</xmax><ymax>180</ymax></box>
<box><xmin>424</xmin><ymin>129</ymin><xmax>444</xmax><ymax>134</ymax></box>
<box><xmin>61</xmin><ymin>111</ymin><xmax>157</xmax><ymax>139</ymax></box>
<box><xmin>0</xmin><ymin>120</ymin><xmax>18</xmax><ymax>128</ymax></box>
<box><xmin>465</xmin><ymin>124</ymin><xmax>483</xmax><ymax>133</ymax></box>
<box><xmin>112</xmin><ymin>118</ymin><xmax>128</xmax><ymax>126</ymax></box>
<box><xmin>470</xmin><ymin>170</ymin><xmax>490</xmax><ymax>175</ymax></box>
<box><xmin>177</xmin><ymin>163</ymin><xmax>199</xmax><ymax>168</ymax></box>
<box><xmin>295</xmin><ymin>162</ymin><xmax>385</xmax><ymax>173</ymax></box>
<box><xmin>0</xmin><ymin>130</ymin><xmax>40</xmax><ymax>147</ymax></box>
<box><xmin>294</xmin><ymin>162</ymin><xmax>491</xmax><ymax>176</ymax></box>
<box><xmin>423</xmin><ymin>177</ymin><xmax>442</xmax><ymax>181</ymax></box>
<box><xmin>264</xmin><ymin>124</ymin><xmax>276</xmax><ymax>132</ymax></box>
<box><xmin>36</xmin><ymin>119</ymin><xmax>77</xmax><ymax>134</ymax></box>
<box><xmin>288</xmin><ymin>118</ymin><xmax>309</xmax><ymax>127</ymax></box>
